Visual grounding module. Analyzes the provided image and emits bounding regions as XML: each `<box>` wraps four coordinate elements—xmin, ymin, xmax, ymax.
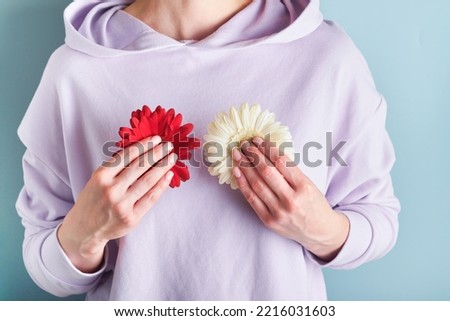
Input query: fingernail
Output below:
<box><xmin>233</xmin><ymin>166</ymin><xmax>242</xmax><ymax>178</ymax></box>
<box><xmin>172</xmin><ymin>152</ymin><xmax>179</xmax><ymax>162</ymax></box>
<box><xmin>167</xmin><ymin>142</ymin><xmax>174</xmax><ymax>151</ymax></box>
<box><xmin>232</xmin><ymin>148</ymin><xmax>242</xmax><ymax>161</ymax></box>
<box><xmin>152</xmin><ymin>135</ymin><xmax>162</xmax><ymax>143</ymax></box>
<box><xmin>252</xmin><ymin>136</ymin><xmax>264</xmax><ymax>146</ymax></box>
<box><xmin>166</xmin><ymin>171</ymin><xmax>174</xmax><ymax>181</ymax></box>
<box><xmin>241</xmin><ymin>141</ymin><xmax>251</xmax><ymax>151</ymax></box>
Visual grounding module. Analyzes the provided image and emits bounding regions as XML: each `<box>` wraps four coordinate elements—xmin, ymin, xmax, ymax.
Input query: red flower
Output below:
<box><xmin>116</xmin><ymin>105</ymin><xmax>201</xmax><ymax>188</ymax></box>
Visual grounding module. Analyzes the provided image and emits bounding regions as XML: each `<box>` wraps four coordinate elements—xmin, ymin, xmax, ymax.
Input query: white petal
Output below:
<box><xmin>248</xmin><ymin>104</ymin><xmax>261</xmax><ymax>130</ymax></box>
<box><xmin>255</xmin><ymin>110</ymin><xmax>275</xmax><ymax>133</ymax></box>
<box><xmin>204</xmin><ymin>134</ymin><xmax>228</xmax><ymax>145</ymax></box>
<box><xmin>230</xmin><ymin>178</ymin><xmax>238</xmax><ymax>190</ymax></box>
<box><xmin>205</xmin><ymin>103</ymin><xmax>293</xmax><ymax>190</ymax></box>
<box><xmin>240</xmin><ymin>103</ymin><xmax>252</xmax><ymax>129</ymax></box>
<box><xmin>230</xmin><ymin>106</ymin><xmax>243</xmax><ymax>131</ymax></box>
<box><xmin>219</xmin><ymin>169</ymin><xmax>232</xmax><ymax>184</ymax></box>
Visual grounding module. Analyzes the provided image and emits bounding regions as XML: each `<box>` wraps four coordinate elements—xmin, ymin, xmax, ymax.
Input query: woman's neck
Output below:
<box><xmin>124</xmin><ymin>0</ymin><xmax>252</xmax><ymax>41</ymax></box>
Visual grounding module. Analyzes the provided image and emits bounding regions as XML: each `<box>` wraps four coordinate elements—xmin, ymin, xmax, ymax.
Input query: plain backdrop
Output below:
<box><xmin>1</xmin><ymin>0</ymin><xmax>449</xmax><ymax>300</ymax></box>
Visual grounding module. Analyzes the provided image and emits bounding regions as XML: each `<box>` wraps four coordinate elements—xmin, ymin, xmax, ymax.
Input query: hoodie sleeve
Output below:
<box><xmin>315</xmin><ymin>97</ymin><xmax>400</xmax><ymax>269</ymax></box>
<box><xmin>305</xmin><ymin>32</ymin><xmax>400</xmax><ymax>269</ymax></box>
<box><xmin>15</xmin><ymin>49</ymin><xmax>108</xmax><ymax>297</ymax></box>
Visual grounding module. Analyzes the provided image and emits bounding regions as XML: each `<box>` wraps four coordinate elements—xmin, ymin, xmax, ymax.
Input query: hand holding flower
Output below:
<box><xmin>58</xmin><ymin>104</ymin><xmax>200</xmax><ymax>273</ymax></box>
<box><xmin>233</xmin><ymin>137</ymin><xmax>350</xmax><ymax>262</ymax></box>
<box><xmin>58</xmin><ymin>136</ymin><xmax>176</xmax><ymax>273</ymax></box>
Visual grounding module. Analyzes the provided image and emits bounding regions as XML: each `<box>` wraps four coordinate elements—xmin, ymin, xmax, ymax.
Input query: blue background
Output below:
<box><xmin>1</xmin><ymin>0</ymin><xmax>449</xmax><ymax>300</ymax></box>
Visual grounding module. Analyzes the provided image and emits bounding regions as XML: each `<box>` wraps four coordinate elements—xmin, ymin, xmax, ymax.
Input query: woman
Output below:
<box><xmin>16</xmin><ymin>0</ymin><xmax>400</xmax><ymax>300</ymax></box>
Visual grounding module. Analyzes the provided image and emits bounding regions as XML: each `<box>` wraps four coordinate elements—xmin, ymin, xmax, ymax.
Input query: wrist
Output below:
<box><xmin>303</xmin><ymin>210</ymin><xmax>350</xmax><ymax>262</ymax></box>
<box><xmin>57</xmin><ymin>213</ymin><xmax>107</xmax><ymax>273</ymax></box>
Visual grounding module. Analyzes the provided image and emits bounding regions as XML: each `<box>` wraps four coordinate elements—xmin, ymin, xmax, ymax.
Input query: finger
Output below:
<box><xmin>118</xmin><ymin>141</ymin><xmax>174</xmax><ymax>188</ymax></box>
<box><xmin>232</xmin><ymin>166</ymin><xmax>272</xmax><ymax>224</ymax></box>
<box><xmin>126</xmin><ymin>152</ymin><xmax>178</xmax><ymax>202</ymax></box>
<box><xmin>240</xmin><ymin>141</ymin><xmax>293</xmax><ymax>200</ymax></box>
<box><xmin>233</xmin><ymin>147</ymin><xmax>279</xmax><ymax>214</ymax></box>
<box><xmin>103</xmin><ymin>136</ymin><xmax>162</xmax><ymax>177</ymax></box>
<box><xmin>133</xmin><ymin>168</ymin><xmax>174</xmax><ymax>217</ymax></box>
<box><xmin>252</xmin><ymin>136</ymin><xmax>304</xmax><ymax>189</ymax></box>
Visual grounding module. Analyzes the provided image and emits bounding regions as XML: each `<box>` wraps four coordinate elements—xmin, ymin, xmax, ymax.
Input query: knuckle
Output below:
<box><xmin>270</xmin><ymin>211</ymin><xmax>290</xmax><ymax>228</ymax></box>
<box><xmin>146</xmin><ymin>192</ymin><xmax>157</xmax><ymax>204</ymax></box>
<box><xmin>119</xmin><ymin>215</ymin><xmax>133</xmax><ymax>228</ymax></box>
<box><xmin>250</xmin><ymin>178</ymin><xmax>265</xmax><ymax>194</ymax></box>
<box><xmin>298</xmin><ymin>182</ymin><xmax>314</xmax><ymax>195</ymax></box>
<box><xmin>153</xmin><ymin>184</ymin><xmax>164</xmax><ymax>196</ymax></box>
<box><xmin>271</xmin><ymin>210</ymin><xmax>283</xmax><ymax>223</ymax></box>
<box><xmin>263</xmin><ymin>216</ymin><xmax>278</xmax><ymax>230</ymax></box>
<box><xmin>260</xmin><ymin>165</ymin><xmax>272</xmax><ymax>178</ymax></box>
<box><xmin>131</xmin><ymin>156</ymin><xmax>146</xmax><ymax>170</ymax></box>
<box><xmin>124</xmin><ymin>145</ymin><xmax>141</xmax><ymax>164</ymax></box>
<box><xmin>145</xmin><ymin>171</ymin><xmax>162</xmax><ymax>187</ymax></box>
<box><xmin>146</xmin><ymin>186</ymin><xmax>162</xmax><ymax>204</ymax></box>
<box><xmin>284</xmin><ymin>195</ymin><xmax>301</xmax><ymax>212</ymax></box>
<box><xmin>112</xmin><ymin>201</ymin><xmax>126</xmax><ymax>214</ymax></box>
<box><xmin>141</xmin><ymin>151</ymin><xmax>157</xmax><ymax>168</ymax></box>
<box><xmin>245</xmin><ymin>192</ymin><xmax>258</xmax><ymax>206</ymax></box>
<box><xmin>274</xmin><ymin>156</ymin><xmax>284</xmax><ymax>166</ymax></box>
<box><xmin>153</xmin><ymin>144</ymin><xmax>165</xmax><ymax>159</ymax></box>
<box><xmin>284</xmin><ymin>198</ymin><xmax>296</xmax><ymax>211</ymax></box>
<box><xmin>128</xmin><ymin>144</ymin><xmax>141</xmax><ymax>156</ymax></box>
<box><xmin>141</xmin><ymin>172</ymin><xmax>154</xmax><ymax>187</ymax></box>
<box><xmin>275</xmin><ymin>156</ymin><xmax>289</xmax><ymax>169</ymax></box>
<box><xmin>103</xmin><ymin>185</ymin><xmax>119</xmax><ymax>203</ymax></box>
<box><xmin>113</xmin><ymin>203</ymin><xmax>131</xmax><ymax>222</ymax></box>
<box><xmin>92</xmin><ymin>168</ymin><xmax>109</xmax><ymax>186</ymax></box>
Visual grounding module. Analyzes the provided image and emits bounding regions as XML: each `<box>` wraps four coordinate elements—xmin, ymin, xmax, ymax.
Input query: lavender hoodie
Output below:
<box><xmin>16</xmin><ymin>0</ymin><xmax>400</xmax><ymax>300</ymax></box>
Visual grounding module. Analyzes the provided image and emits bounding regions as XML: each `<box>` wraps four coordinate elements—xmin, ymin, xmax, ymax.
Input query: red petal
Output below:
<box><xmin>193</xmin><ymin>138</ymin><xmax>201</xmax><ymax>148</ymax></box>
<box><xmin>170</xmin><ymin>171</ymin><xmax>181</xmax><ymax>188</ymax></box>
<box><xmin>119</xmin><ymin>127</ymin><xmax>133</xmax><ymax>138</ymax></box>
<box><xmin>184</xmin><ymin>137</ymin><xmax>201</xmax><ymax>149</ymax></box>
<box><xmin>130</xmin><ymin>117</ymin><xmax>140</xmax><ymax>128</ymax></box>
<box><xmin>172</xmin><ymin>161</ymin><xmax>190</xmax><ymax>181</ymax></box>
<box><xmin>128</xmin><ymin>134</ymin><xmax>141</xmax><ymax>143</ymax></box>
<box><xmin>156</xmin><ymin>107</ymin><xmax>166</xmax><ymax>134</ymax></box>
<box><xmin>149</xmin><ymin>112</ymin><xmax>159</xmax><ymax>136</ymax></box>
<box><xmin>176</xmin><ymin>148</ymin><xmax>190</xmax><ymax>160</ymax></box>
<box><xmin>178</xmin><ymin>123</ymin><xmax>194</xmax><ymax>137</ymax></box>
<box><xmin>142</xmin><ymin>105</ymin><xmax>151</xmax><ymax>117</ymax></box>
<box><xmin>166</xmin><ymin>109</ymin><xmax>175</xmax><ymax>126</ymax></box>
<box><xmin>132</xmin><ymin>109</ymin><xmax>142</xmax><ymax>120</ymax></box>
<box><xmin>164</xmin><ymin>127</ymin><xmax>173</xmax><ymax>140</ymax></box>
<box><xmin>119</xmin><ymin>139</ymin><xmax>131</xmax><ymax>148</ymax></box>
<box><xmin>139</xmin><ymin>115</ymin><xmax>152</xmax><ymax>138</ymax></box>
<box><xmin>117</xmin><ymin>105</ymin><xmax>200</xmax><ymax>187</ymax></box>
<box><xmin>170</xmin><ymin>113</ymin><xmax>182</xmax><ymax>131</ymax></box>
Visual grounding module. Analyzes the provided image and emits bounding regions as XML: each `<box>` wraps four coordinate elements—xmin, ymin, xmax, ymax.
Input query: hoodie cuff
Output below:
<box><xmin>41</xmin><ymin>228</ymin><xmax>108</xmax><ymax>287</ymax></box>
<box><xmin>306</xmin><ymin>210</ymin><xmax>373</xmax><ymax>268</ymax></box>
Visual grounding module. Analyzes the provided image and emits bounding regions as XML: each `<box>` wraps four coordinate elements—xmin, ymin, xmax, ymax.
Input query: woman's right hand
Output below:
<box><xmin>57</xmin><ymin>136</ymin><xmax>176</xmax><ymax>273</ymax></box>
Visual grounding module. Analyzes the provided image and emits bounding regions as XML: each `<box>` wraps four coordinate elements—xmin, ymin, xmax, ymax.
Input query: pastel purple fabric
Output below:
<box><xmin>16</xmin><ymin>0</ymin><xmax>400</xmax><ymax>300</ymax></box>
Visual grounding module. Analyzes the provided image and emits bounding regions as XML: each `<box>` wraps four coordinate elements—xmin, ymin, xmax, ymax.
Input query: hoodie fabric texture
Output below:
<box><xmin>16</xmin><ymin>0</ymin><xmax>400</xmax><ymax>300</ymax></box>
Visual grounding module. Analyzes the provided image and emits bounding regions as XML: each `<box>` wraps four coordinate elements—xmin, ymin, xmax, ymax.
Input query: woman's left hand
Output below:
<box><xmin>232</xmin><ymin>137</ymin><xmax>350</xmax><ymax>262</ymax></box>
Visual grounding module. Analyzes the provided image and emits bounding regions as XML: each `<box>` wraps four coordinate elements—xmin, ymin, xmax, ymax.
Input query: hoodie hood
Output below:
<box><xmin>64</xmin><ymin>0</ymin><xmax>323</xmax><ymax>57</ymax></box>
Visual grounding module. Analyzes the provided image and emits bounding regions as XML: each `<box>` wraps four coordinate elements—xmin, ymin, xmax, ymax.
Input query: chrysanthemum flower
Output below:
<box><xmin>117</xmin><ymin>105</ymin><xmax>201</xmax><ymax>188</ymax></box>
<box><xmin>204</xmin><ymin>103</ymin><xmax>294</xmax><ymax>189</ymax></box>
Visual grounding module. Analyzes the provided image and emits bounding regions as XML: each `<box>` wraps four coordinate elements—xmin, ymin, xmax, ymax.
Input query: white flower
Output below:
<box><xmin>204</xmin><ymin>103</ymin><xmax>294</xmax><ymax>189</ymax></box>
